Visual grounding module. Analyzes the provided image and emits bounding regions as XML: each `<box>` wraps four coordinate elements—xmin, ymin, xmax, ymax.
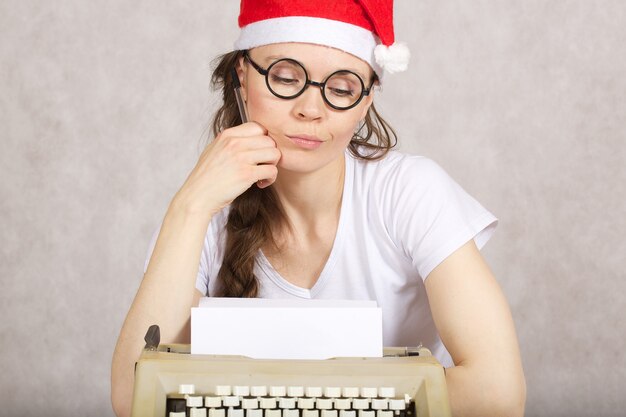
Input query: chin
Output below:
<box><xmin>276</xmin><ymin>148</ymin><xmax>345</xmax><ymax>176</ymax></box>
<box><xmin>266</xmin><ymin>129</ymin><xmax>350</xmax><ymax>175</ymax></box>
<box><xmin>276</xmin><ymin>153</ymin><xmax>318</xmax><ymax>173</ymax></box>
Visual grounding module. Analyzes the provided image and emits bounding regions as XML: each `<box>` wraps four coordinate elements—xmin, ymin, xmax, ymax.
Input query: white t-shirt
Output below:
<box><xmin>146</xmin><ymin>151</ymin><xmax>497</xmax><ymax>367</ymax></box>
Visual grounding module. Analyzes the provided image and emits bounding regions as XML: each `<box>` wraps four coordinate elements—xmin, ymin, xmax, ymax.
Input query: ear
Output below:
<box><xmin>236</xmin><ymin>54</ymin><xmax>248</xmax><ymax>101</ymax></box>
<box><xmin>357</xmin><ymin>86</ymin><xmax>375</xmax><ymax>121</ymax></box>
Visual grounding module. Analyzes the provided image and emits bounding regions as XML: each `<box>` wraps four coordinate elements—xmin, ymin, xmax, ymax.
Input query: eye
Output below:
<box><xmin>328</xmin><ymin>87</ymin><xmax>355</xmax><ymax>97</ymax></box>
<box><xmin>268</xmin><ymin>60</ymin><xmax>305</xmax><ymax>86</ymax></box>
<box><xmin>270</xmin><ymin>74</ymin><xmax>300</xmax><ymax>85</ymax></box>
<box><xmin>326</xmin><ymin>74</ymin><xmax>359</xmax><ymax>97</ymax></box>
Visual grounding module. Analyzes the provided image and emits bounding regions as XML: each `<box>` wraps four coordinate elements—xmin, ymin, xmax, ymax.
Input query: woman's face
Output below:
<box><xmin>237</xmin><ymin>42</ymin><xmax>375</xmax><ymax>175</ymax></box>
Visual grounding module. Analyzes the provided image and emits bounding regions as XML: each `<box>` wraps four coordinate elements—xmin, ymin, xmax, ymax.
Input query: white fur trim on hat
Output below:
<box><xmin>234</xmin><ymin>16</ymin><xmax>383</xmax><ymax>77</ymax></box>
<box><xmin>374</xmin><ymin>42</ymin><xmax>410</xmax><ymax>74</ymax></box>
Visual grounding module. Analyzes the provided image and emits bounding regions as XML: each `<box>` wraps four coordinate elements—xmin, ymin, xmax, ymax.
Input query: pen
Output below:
<box><xmin>231</xmin><ymin>68</ymin><xmax>249</xmax><ymax>124</ymax></box>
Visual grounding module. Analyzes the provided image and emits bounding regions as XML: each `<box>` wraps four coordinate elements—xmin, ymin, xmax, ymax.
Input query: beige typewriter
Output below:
<box><xmin>131</xmin><ymin>326</ymin><xmax>451</xmax><ymax>417</ymax></box>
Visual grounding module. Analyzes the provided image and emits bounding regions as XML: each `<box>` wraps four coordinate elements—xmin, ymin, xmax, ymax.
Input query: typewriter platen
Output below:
<box><xmin>131</xmin><ymin>327</ymin><xmax>451</xmax><ymax>417</ymax></box>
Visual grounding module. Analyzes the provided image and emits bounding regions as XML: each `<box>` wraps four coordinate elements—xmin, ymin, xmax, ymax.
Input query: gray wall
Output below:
<box><xmin>1</xmin><ymin>1</ymin><xmax>624</xmax><ymax>416</ymax></box>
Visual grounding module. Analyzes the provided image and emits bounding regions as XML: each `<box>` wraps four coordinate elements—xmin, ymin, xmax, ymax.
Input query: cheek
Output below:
<box><xmin>248</xmin><ymin>95</ymin><xmax>279</xmax><ymax>120</ymax></box>
<box><xmin>330</xmin><ymin>113</ymin><xmax>363</xmax><ymax>143</ymax></box>
<box><xmin>329</xmin><ymin>122</ymin><xmax>356</xmax><ymax>145</ymax></box>
<box><xmin>245</xmin><ymin>81</ymin><xmax>278</xmax><ymax>118</ymax></box>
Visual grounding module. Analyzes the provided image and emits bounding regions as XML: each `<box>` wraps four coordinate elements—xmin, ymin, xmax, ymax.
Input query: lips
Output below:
<box><xmin>286</xmin><ymin>134</ymin><xmax>324</xmax><ymax>150</ymax></box>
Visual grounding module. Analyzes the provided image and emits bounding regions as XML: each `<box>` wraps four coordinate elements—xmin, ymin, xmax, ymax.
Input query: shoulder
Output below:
<box><xmin>347</xmin><ymin>150</ymin><xmax>453</xmax><ymax>196</ymax></box>
<box><xmin>349</xmin><ymin>149</ymin><xmax>447</xmax><ymax>176</ymax></box>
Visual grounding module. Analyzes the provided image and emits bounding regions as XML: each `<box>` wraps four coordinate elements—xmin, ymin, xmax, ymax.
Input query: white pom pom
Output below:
<box><xmin>374</xmin><ymin>42</ymin><xmax>410</xmax><ymax>74</ymax></box>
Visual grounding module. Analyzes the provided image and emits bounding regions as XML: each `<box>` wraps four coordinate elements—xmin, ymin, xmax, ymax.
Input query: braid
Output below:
<box><xmin>216</xmin><ymin>186</ymin><xmax>282</xmax><ymax>297</ymax></box>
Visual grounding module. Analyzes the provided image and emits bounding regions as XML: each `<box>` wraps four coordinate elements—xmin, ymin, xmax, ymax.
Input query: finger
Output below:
<box><xmin>257</xmin><ymin>174</ymin><xmax>278</xmax><ymax>189</ymax></box>
<box><xmin>222</xmin><ymin>121</ymin><xmax>268</xmax><ymax>139</ymax></box>
<box><xmin>199</xmin><ymin>135</ymin><xmax>275</xmax><ymax>162</ymax></box>
<box><xmin>227</xmin><ymin>135</ymin><xmax>277</xmax><ymax>151</ymax></box>
<box><xmin>254</xmin><ymin>164</ymin><xmax>278</xmax><ymax>186</ymax></box>
<box><xmin>241</xmin><ymin>147</ymin><xmax>282</xmax><ymax>166</ymax></box>
<box><xmin>257</xmin><ymin>165</ymin><xmax>279</xmax><ymax>188</ymax></box>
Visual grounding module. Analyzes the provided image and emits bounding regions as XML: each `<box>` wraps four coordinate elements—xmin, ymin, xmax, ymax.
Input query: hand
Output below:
<box><xmin>172</xmin><ymin>122</ymin><xmax>281</xmax><ymax>216</ymax></box>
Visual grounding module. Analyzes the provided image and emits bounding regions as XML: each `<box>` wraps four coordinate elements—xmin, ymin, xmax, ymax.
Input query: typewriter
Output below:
<box><xmin>131</xmin><ymin>326</ymin><xmax>451</xmax><ymax>417</ymax></box>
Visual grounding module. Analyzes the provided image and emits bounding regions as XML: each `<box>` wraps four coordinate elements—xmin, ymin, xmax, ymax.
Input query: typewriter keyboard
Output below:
<box><xmin>166</xmin><ymin>385</ymin><xmax>416</xmax><ymax>417</ymax></box>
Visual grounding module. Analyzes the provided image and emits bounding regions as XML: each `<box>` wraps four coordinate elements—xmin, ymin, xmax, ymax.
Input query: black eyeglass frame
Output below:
<box><xmin>242</xmin><ymin>50</ymin><xmax>374</xmax><ymax>111</ymax></box>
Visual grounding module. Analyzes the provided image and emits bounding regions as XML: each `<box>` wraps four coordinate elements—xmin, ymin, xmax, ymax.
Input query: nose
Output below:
<box><xmin>291</xmin><ymin>84</ymin><xmax>325</xmax><ymax>121</ymax></box>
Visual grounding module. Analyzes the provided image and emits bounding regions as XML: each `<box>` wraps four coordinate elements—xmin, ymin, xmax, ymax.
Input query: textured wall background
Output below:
<box><xmin>1</xmin><ymin>1</ymin><xmax>624</xmax><ymax>416</ymax></box>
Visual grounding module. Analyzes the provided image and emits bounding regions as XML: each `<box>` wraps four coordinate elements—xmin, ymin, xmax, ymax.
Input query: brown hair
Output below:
<box><xmin>210</xmin><ymin>51</ymin><xmax>397</xmax><ymax>297</ymax></box>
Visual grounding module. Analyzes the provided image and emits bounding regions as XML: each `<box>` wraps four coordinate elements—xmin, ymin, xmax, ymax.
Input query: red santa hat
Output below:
<box><xmin>233</xmin><ymin>0</ymin><xmax>410</xmax><ymax>79</ymax></box>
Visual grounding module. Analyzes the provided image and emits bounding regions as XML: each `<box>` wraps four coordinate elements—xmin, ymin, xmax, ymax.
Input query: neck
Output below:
<box><xmin>271</xmin><ymin>155</ymin><xmax>345</xmax><ymax>235</ymax></box>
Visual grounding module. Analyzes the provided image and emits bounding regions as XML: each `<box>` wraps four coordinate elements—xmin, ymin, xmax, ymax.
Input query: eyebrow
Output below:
<box><xmin>262</xmin><ymin>54</ymin><xmax>370</xmax><ymax>82</ymax></box>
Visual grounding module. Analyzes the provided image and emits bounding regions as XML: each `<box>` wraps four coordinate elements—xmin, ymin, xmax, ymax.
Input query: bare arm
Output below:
<box><xmin>110</xmin><ymin>123</ymin><xmax>281</xmax><ymax>417</ymax></box>
<box><xmin>110</xmin><ymin>209</ymin><xmax>209</xmax><ymax>417</ymax></box>
<box><xmin>425</xmin><ymin>240</ymin><xmax>526</xmax><ymax>417</ymax></box>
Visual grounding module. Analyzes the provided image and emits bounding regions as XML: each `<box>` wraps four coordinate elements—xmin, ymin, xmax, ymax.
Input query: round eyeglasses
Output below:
<box><xmin>242</xmin><ymin>51</ymin><xmax>374</xmax><ymax>111</ymax></box>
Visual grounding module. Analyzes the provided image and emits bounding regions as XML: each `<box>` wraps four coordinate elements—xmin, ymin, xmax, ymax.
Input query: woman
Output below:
<box><xmin>111</xmin><ymin>1</ymin><xmax>526</xmax><ymax>416</ymax></box>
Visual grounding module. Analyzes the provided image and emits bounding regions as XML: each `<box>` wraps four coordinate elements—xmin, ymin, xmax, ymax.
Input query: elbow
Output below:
<box><xmin>448</xmin><ymin>360</ymin><xmax>526</xmax><ymax>417</ymax></box>
<box><xmin>492</xmin><ymin>395</ymin><xmax>526</xmax><ymax>417</ymax></box>
<box><xmin>111</xmin><ymin>362</ymin><xmax>133</xmax><ymax>417</ymax></box>
<box><xmin>488</xmin><ymin>373</ymin><xmax>527</xmax><ymax>417</ymax></box>
<box><xmin>111</xmin><ymin>387</ymin><xmax>132</xmax><ymax>417</ymax></box>
<box><xmin>493</xmin><ymin>395</ymin><xmax>526</xmax><ymax>417</ymax></box>
<box><xmin>513</xmin><ymin>377</ymin><xmax>527</xmax><ymax>417</ymax></box>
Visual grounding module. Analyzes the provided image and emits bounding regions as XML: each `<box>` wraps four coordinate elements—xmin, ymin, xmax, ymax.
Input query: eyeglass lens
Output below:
<box><xmin>267</xmin><ymin>59</ymin><xmax>365</xmax><ymax>109</ymax></box>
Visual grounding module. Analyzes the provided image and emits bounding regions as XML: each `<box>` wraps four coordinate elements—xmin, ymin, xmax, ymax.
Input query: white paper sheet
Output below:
<box><xmin>191</xmin><ymin>297</ymin><xmax>382</xmax><ymax>359</ymax></box>
<box><xmin>198</xmin><ymin>297</ymin><xmax>378</xmax><ymax>308</ymax></box>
